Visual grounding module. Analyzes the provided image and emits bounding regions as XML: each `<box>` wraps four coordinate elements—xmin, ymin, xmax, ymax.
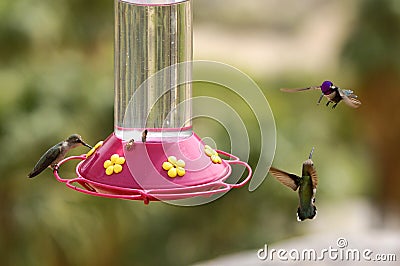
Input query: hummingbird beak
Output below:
<box><xmin>309</xmin><ymin>147</ymin><xmax>315</xmax><ymax>159</ymax></box>
<box><xmin>81</xmin><ymin>140</ymin><xmax>93</xmax><ymax>149</ymax></box>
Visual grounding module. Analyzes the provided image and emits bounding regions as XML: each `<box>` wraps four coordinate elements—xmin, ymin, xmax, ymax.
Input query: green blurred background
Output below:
<box><xmin>1</xmin><ymin>0</ymin><xmax>400</xmax><ymax>265</ymax></box>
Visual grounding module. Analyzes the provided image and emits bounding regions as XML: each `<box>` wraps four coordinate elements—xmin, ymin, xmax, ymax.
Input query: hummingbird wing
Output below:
<box><xmin>27</xmin><ymin>143</ymin><xmax>62</xmax><ymax>178</ymax></box>
<box><xmin>269</xmin><ymin>167</ymin><xmax>300</xmax><ymax>191</ymax></box>
<box><xmin>280</xmin><ymin>86</ymin><xmax>320</xmax><ymax>93</ymax></box>
<box><xmin>338</xmin><ymin>89</ymin><xmax>361</xmax><ymax>108</ymax></box>
<box><xmin>307</xmin><ymin>167</ymin><xmax>318</xmax><ymax>189</ymax></box>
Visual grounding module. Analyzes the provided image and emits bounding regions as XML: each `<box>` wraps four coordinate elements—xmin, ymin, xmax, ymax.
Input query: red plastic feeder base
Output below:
<box><xmin>54</xmin><ymin>132</ymin><xmax>252</xmax><ymax>204</ymax></box>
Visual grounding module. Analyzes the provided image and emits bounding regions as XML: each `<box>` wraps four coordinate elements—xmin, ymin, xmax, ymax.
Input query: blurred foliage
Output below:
<box><xmin>342</xmin><ymin>0</ymin><xmax>400</xmax><ymax>75</ymax></box>
<box><xmin>0</xmin><ymin>0</ymin><xmax>395</xmax><ymax>265</ymax></box>
<box><xmin>341</xmin><ymin>0</ymin><xmax>400</xmax><ymax>215</ymax></box>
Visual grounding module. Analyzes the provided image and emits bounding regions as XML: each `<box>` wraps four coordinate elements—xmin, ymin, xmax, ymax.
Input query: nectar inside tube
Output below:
<box><xmin>114</xmin><ymin>0</ymin><xmax>192</xmax><ymax>141</ymax></box>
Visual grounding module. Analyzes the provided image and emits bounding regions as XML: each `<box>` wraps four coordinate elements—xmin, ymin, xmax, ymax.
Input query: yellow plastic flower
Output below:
<box><xmin>104</xmin><ymin>154</ymin><xmax>126</xmax><ymax>176</ymax></box>
<box><xmin>162</xmin><ymin>156</ymin><xmax>186</xmax><ymax>178</ymax></box>
<box><xmin>204</xmin><ymin>145</ymin><xmax>222</xmax><ymax>164</ymax></box>
<box><xmin>86</xmin><ymin>141</ymin><xmax>104</xmax><ymax>158</ymax></box>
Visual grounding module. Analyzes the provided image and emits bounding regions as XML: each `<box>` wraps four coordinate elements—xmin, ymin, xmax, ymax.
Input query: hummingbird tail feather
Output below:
<box><xmin>296</xmin><ymin>205</ymin><xmax>317</xmax><ymax>221</ymax></box>
<box><xmin>27</xmin><ymin>170</ymin><xmax>39</xmax><ymax>178</ymax></box>
<box><xmin>27</xmin><ymin>165</ymin><xmax>51</xmax><ymax>178</ymax></box>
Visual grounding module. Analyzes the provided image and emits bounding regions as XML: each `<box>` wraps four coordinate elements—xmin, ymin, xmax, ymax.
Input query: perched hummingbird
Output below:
<box><xmin>269</xmin><ymin>148</ymin><xmax>318</xmax><ymax>221</ymax></box>
<box><xmin>125</xmin><ymin>139</ymin><xmax>135</xmax><ymax>151</ymax></box>
<box><xmin>281</xmin><ymin>80</ymin><xmax>361</xmax><ymax>109</ymax></box>
<box><xmin>142</xmin><ymin>129</ymin><xmax>148</xmax><ymax>143</ymax></box>
<box><xmin>28</xmin><ymin>134</ymin><xmax>92</xmax><ymax>178</ymax></box>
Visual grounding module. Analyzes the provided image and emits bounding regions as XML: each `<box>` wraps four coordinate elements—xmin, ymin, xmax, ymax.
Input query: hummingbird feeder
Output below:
<box><xmin>54</xmin><ymin>0</ymin><xmax>252</xmax><ymax>204</ymax></box>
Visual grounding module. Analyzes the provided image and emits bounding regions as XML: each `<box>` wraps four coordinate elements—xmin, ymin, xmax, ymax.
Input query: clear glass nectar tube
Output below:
<box><xmin>114</xmin><ymin>0</ymin><xmax>192</xmax><ymax>141</ymax></box>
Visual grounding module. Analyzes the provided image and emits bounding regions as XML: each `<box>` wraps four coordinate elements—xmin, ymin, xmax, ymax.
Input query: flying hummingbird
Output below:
<box><xmin>269</xmin><ymin>148</ymin><xmax>318</xmax><ymax>221</ymax></box>
<box><xmin>281</xmin><ymin>80</ymin><xmax>361</xmax><ymax>109</ymax></box>
<box><xmin>28</xmin><ymin>134</ymin><xmax>92</xmax><ymax>178</ymax></box>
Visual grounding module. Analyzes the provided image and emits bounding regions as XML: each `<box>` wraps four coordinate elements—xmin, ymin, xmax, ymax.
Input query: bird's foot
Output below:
<box><xmin>53</xmin><ymin>164</ymin><xmax>60</xmax><ymax>173</ymax></box>
<box><xmin>317</xmin><ymin>94</ymin><xmax>324</xmax><ymax>105</ymax></box>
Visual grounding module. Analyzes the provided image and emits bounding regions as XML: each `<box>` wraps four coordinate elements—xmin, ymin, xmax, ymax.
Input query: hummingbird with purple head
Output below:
<box><xmin>28</xmin><ymin>134</ymin><xmax>92</xmax><ymax>178</ymax></box>
<box><xmin>269</xmin><ymin>148</ymin><xmax>318</xmax><ymax>221</ymax></box>
<box><xmin>281</xmin><ymin>80</ymin><xmax>361</xmax><ymax>109</ymax></box>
